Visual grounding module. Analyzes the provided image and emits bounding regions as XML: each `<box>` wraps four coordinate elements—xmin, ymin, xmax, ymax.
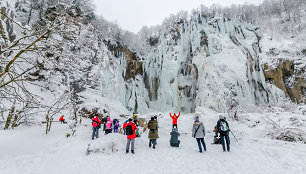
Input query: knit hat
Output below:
<box><xmin>194</xmin><ymin>116</ymin><xmax>199</xmax><ymax>122</ymax></box>
<box><xmin>219</xmin><ymin>114</ymin><xmax>225</xmax><ymax>120</ymax></box>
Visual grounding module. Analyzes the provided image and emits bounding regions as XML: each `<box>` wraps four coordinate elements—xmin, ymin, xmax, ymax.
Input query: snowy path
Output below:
<box><xmin>1</xmin><ymin>113</ymin><xmax>306</xmax><ymax>174</ymax></box>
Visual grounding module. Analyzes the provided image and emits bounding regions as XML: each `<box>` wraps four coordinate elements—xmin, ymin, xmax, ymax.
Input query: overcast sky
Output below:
<box><xmin>92</xmin><ymin>0</ymin><xmax>264</xmax><ymax>33</ymax></box>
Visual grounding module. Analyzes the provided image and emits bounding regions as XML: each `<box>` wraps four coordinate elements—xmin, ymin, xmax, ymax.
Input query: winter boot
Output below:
<box><xmin>131</xmin><ymin>150</ymin><xmax>135</xmax><ymax>154</ymax></box>
<box><xmin>126</xmin><ymin>150</ymin><xmax>129</xmax><ymax>153</ymax></box>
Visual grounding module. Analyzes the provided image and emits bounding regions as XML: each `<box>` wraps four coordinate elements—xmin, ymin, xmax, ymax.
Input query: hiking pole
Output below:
<box><xmin>230</xmin><ymin>130</ymin><xmax>238</xmax><ymax>142</ymax></box>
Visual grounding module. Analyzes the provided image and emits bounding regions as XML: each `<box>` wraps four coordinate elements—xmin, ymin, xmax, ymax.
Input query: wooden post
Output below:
<box><xmin>48</xmin><ymin>117</ymin><xmax>53</xmax><ymax>132</ymax></box>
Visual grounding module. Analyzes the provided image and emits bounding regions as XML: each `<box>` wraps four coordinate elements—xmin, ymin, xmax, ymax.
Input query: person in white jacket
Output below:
<box><xmin>192</xmin><ymin>115</ymin><xmax>206</xmax><ymax>153</ymax></box>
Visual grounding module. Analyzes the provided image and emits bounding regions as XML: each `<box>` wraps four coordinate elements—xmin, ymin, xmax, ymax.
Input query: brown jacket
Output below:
<box><xmin>148</xmin><ymin>120</ymin><xmax>159</xmax><ymax>139</ymax></box>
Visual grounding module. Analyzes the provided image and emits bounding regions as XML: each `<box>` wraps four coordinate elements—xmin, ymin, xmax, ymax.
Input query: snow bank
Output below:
<box><xmin>87</xmin><ymin>133</ymin><xmax>126</xmax><ymax>155</ymax></box>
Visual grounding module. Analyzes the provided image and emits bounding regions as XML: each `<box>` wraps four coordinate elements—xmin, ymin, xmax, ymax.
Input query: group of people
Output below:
<box><xmin>91</xmin><ymin>115</ymin><xmax>120</xmax><ymax>140</ymax></box>
<box><xmin>125</xmin><ymin>115</ymin><xmax>160</xmax><ymax>153</ymax></box>
<box><xmin>90</xmin><ymin>111</ymin><xmax>231</xmax><ymax>154</ymax></box>
<box><xmin>191</xmin><ymin>114</ymin><xmax>231</xmax><ymax>152</ymax></box>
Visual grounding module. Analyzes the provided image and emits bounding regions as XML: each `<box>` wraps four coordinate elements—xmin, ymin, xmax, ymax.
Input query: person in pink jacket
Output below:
<box><xmin>105</xmin><ymin>116</ymin><xmax>112</xmax><ymax>134</ymax></box>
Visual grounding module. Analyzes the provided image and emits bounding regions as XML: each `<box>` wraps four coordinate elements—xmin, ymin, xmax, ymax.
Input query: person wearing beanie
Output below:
<box><xmin>216</xmin><ymin>114</ymin><xmax>230</xmax><ymax>152</ymax></box>
<box><xmin>192</xmin><ymin>115</ymin><xmax>206</xmax><ymax>153</ymax></box>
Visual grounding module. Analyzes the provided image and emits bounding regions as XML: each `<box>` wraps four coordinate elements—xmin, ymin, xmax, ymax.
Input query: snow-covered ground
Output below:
<box><xmin>1</xmin><ymin>109</ymin><xmax>306</xmax><ymax>174</ymax></box>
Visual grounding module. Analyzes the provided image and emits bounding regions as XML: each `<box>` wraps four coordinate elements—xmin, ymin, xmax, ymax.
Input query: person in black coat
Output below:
<box><xmin>216</xmin><ymin>114</ymin><xmax>230</xmax><ymax>152</ymax></box>
<box><xmin>170</xmin><ymin>128</ymin><xmax>180</xmax><ymax>147</ymax></box>
<box><xmin>101</xmin><ymin>116</ymin><xmax>107</xmax><ymax>132</ymax></box>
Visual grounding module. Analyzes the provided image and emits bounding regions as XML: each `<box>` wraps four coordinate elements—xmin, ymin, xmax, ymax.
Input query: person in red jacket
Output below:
<box><xmin>92</xmin><ymin>115</ymin><xmax>101</xmax><ymax>140</ymax></box>
<box><xmin>59</xmin><ymin>115</ymin><xmax>67</xmax><ymax>124</ymax></box>
<box><xmin>125</xmin><ymin>118</ymin><xmax>137</xmax><ymax>154</ymax></box>
<box><xmin>170</xmin><ymin>112</ymin><xmax>180</xmax><ymax>130</ymax></box>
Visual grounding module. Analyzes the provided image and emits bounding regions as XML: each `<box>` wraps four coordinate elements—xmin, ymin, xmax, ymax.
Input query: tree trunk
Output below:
<box><xmin>4</xmin><ymin>103</ymin><xmax>15</xmax><ymax>130</ymax></box>
<box><xmin>11</xmin><ymin>114</ymin><xmax>19</xmax><ymax>129</ymax></box>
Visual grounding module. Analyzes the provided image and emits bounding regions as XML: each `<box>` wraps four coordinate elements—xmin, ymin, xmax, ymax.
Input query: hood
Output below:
<box><xmin>193</xmin><ymin>122</ymin><xmax>203</xmax><ymax>126</ymax></box>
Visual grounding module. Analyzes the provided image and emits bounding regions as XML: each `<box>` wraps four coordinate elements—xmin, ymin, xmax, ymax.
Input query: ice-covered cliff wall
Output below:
<box><xmin>140</xmin><ymin>14</ymin><xmax>285</xmax><ymax>113</ymax></box>
<box><xmin>93</xmin><ymin>14</ymin><xmax>289</xmax><ymax>114</ymax></box>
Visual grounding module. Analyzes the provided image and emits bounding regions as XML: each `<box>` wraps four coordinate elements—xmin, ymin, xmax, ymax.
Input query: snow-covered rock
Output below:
<box><xmin>87</xmin><ymin>133</ymin><xmax>126</xmax><ymax>155</ymax></box>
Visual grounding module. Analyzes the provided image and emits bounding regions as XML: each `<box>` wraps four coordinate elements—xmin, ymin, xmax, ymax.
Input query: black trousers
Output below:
<box><xmin>220</xmin><ymin>134</ymin><xmax>230</xmax><ymax>151</ymax></box>
<box><xmin>149</xmin><ymin>139</ymin><xmax>157</xmax><ymax>148</ymax></box>
<box><xmin>172</xmin><ymin>124</ymin><xmax>178</xmax><ymax>130</ymax></box>
<box><xmin>196</xmin><ymin>138</ymin><xmax>206</xmax><ymax>152</ymax></box>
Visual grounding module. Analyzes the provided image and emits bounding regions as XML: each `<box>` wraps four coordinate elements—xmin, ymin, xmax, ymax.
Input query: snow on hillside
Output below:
<box><xmin>1</xmin><ymin>107</ymin><xmax>306</xmax><ymax>174</ymax></box>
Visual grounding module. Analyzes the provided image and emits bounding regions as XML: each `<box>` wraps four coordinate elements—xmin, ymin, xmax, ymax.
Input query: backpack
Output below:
<box><xmin>219</xmin><ymin>120</ymin><xmax>228</xmax><ymax>132</ymax></box>
<box><xmin>126</xmin><ymin>124</ymin><xmax>134</xmax><ymax>135</ymax></box>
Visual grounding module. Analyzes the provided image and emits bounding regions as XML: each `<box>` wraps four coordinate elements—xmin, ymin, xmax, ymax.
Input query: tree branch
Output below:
<box><xmin>0</xmin><ymin>30</ymin><xmax>51</xmax><ymax>78</ymax></box>
<box><xmin>0</xmin><ymin>63</ymin><xmax>40</xmax><ymax>88</ymax></box>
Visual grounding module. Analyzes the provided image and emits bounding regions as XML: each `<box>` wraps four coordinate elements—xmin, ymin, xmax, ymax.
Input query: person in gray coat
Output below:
<box><xmin>192</xmin><ymin>115</ymin><xmax>206</xmax><ymax>152</ymax></box>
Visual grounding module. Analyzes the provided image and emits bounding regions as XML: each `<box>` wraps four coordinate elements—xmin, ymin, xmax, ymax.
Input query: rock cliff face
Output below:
<box><xmin>104</xmin><ymin>40</ymin><xmax>143</xmax><ymax>81</ymax></box>
<box><xmin>264</xmin><ymin>60</ymin><xmax>306</xmax><ymax>104</ymax></box>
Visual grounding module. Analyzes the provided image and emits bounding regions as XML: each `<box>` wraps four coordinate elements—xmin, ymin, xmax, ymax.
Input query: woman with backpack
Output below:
<box><xmin>216</xmin><ymin>114</ymin><xmax>230</xmax><ymax>152</ymax></box>
<box><xmin>192</xmin><ymin>115</ymin><xmax>206</xmax><ymax>153</ymax></box>
<box><xmin>147</xmin><ymin>117</ymin><xmax>159</xmax><ymax>149</ymax></box>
